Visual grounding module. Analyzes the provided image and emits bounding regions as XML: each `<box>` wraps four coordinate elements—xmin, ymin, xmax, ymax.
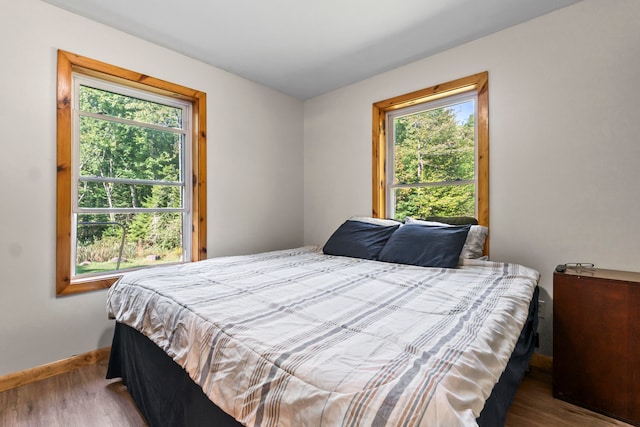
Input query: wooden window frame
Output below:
<box><xmin>56</xmin><ymin>50</ymin><xmax>207</xmax><ymax>296</ymax></box>
<box><xmin>372</xmin><ymin>72</ymin><xmax>489</xmax><ymax>249</ymax></box>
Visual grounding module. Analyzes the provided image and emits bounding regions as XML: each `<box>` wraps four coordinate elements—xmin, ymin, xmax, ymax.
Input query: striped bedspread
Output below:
<box><xmin>107</xmin><ymin>246</ymin><xmax>539</xmax><ymax>427</ymax></box>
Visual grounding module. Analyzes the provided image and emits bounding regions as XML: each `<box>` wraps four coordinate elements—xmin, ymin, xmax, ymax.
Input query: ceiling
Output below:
<box><xmin>42</xmin><ymin>0</ymin><xmax>580</xmax><ymax>100</ymax></box>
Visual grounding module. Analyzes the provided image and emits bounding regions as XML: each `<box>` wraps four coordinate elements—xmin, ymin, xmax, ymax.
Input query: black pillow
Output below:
<box><xmin>378</xmin><ymin>224</ymin><xmax>471</xmax><ymax>268</ymax></box>
<box><xmin>323</xmin><ymin>220</ymin><xmax>400</xmax><ymax>260</ymax></box>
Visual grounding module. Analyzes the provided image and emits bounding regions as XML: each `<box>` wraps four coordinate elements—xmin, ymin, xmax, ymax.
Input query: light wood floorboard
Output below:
<box><xmin>0</xmin><ymin>359</ymin><xmax>145</xmax><ymax>427</ymax></box>
<box><xmin>506</xmin><ymin>367</ymin><xmax>632</xmax><ymax>427</ymax></box>
<box><xmin>0</xmin><ymin>362</ymin><xmax>632</xmax><ymax>426</ymax></box>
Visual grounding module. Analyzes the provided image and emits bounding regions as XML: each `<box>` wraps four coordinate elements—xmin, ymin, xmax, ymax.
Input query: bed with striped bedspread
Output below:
<box><xmin>107</xmin><ymin>246</ymin><xmax>539</xmax><ymax>427</ymax></box>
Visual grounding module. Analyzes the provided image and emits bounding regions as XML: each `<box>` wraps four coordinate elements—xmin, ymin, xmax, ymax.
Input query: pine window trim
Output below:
<box><xmin>371</xmin><ymin>71</ymin><xmax>489</xmax><ymax>252</ymax></box>
<box><xmin>56</xmin><ymin>50</ymin><xmax>207</xmax><ymax>296</ymax></box>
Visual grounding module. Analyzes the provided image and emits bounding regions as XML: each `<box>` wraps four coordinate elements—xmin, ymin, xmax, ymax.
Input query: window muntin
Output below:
<box><xmin>386</xmin><ymin>93</ymin><xmax>478</xmax><ymax>219</ymax></box>
<box><xmin>71</xmin><ymin>76</ymin><xmax>192</xmax><ymax>279</ymax></box>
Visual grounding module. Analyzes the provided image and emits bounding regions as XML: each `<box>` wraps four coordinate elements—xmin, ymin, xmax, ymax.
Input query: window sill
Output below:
<box><xmin>57</xmin><ymin>275</ymin><xmax>121</xmax><ymax>296</ymax></box>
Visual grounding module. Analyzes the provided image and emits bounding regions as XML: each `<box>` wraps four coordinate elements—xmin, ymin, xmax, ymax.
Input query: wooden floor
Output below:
<box><xmin>0</xmin><ymin>359</ymin><xmax>146</xmax><ymax>427</ymax></box>
<box><xmin>0</xmin><ymin>361</ymin><xmax>632</xmax><ymax>426</ymax></box>
<box><xmin>505</xmin><ymin>367</ymin><xmax>632</xmax><ymax>427</ymax></box>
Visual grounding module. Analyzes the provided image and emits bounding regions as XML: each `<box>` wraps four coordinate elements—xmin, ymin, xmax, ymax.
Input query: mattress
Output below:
<box><xmin>107</xmin><ymin>246</ymin><xmax>539</xmax><ymax>427</ymax></box>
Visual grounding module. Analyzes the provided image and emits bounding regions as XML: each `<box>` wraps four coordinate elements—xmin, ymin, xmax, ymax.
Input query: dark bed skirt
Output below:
<box><xmin>106</xmin><ymin>321</ymin><xmax>241</xmax><ymax>427</ymax></box>
<box><xmin>107</xmin><ymin>286</ymin><xmax>539</xmax><ymax>427</ymax></box>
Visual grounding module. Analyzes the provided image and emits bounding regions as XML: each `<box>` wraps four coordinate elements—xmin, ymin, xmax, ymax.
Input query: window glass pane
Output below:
<box><xmin>392</xmin><ymin>184</ymin><xmax>475</xmax><ymax>220</ymax></box>
<box><xmin>79</xmin><ymin>116</ymin><xmax>182</xmax><ymax>182</ymax></box>
<box><xmin>77</xmin><ymin>181</ymin><xmax>182</xmax><ymax>209</ymax></box>
<box><xmin>79</xmin><ymin>85</ymin><xmax>183</xmax><ymax>129</ymax></box>
<box><xmin>393</xmin><ymin>100</ymin><xmax>475</xmax><ymax>185</ymax></box>
<box><xmin>75</xmin><ymin>212</ymin><xmax>184</xmax><ymax>276</ymax></box>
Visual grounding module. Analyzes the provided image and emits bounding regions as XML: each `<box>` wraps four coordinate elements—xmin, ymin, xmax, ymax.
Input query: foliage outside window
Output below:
<box><xmin>372</xmin><ymin>72</ymin><xmax>489</xmax><ymax>228</ymax></box>
<box><xmin>56</xmin><ymin>50</ymin><xmax>207</xmax><ymax>295</ymax></box>
<box><xmin>74</xmin><ymin>77</ymin><xmax>189</xmax><ymax>276</ymax></box>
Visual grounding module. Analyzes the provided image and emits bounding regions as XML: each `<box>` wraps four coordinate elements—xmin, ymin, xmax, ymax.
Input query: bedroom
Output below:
<box><xmin>1</xmin><ymin>0</ymin><xmax>639</xmax><ymax>425</ymax></box>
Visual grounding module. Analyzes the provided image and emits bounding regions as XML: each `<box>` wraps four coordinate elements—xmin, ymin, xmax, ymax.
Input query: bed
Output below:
<box><xmin>106</xmin><ymin>219</ymin><xmax>539</xmax><ymax>427</ymax></box>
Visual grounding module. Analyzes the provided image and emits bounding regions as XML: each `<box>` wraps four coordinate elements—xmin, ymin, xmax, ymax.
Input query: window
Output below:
<box><xmin>372</xmin><ymin>72</ymin><xmax>488</xmax><ymax>226</ymax></box>
<box><xmin>56</xmin><ymin>50</ymin><xmax>207</xmax><ymax>295</ymax></box>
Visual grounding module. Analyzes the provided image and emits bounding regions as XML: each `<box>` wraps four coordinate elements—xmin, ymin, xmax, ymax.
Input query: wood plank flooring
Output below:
<box><xmin>505</xmin><ymin>367</ymin><xmax>632</xmax><ymax>427</ymax></box>
<box><xmin>0</xmin><ymin>361</ymin><xmax>632</xmax><ymax>426</ymax></box>
<box><xmin>0</xmin><ymin>359</ymin><xmax>145</xmax><ymax>427</ymax></box>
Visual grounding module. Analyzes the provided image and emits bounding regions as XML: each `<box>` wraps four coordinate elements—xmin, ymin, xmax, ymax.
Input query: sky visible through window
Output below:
<box><xmin>450</xmin><ymin>100</ymin><xmax>474</xmax><ymax>124</ymax></box>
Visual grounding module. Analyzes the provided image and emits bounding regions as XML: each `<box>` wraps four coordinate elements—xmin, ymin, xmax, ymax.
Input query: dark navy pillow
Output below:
<box><xmin>323</xmin><ymin>220</ymin><xmax>400</xmax><ymax>260</ymax></box>
<box><xmin>378</xmin><ymin>224</ymin><xmax>471</xmax><ymax>268</ymax></box>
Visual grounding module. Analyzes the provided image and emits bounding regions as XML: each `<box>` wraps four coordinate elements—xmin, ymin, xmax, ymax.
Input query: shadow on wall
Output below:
<box><xmin>536</xmin><ymin>286</ymin><xmax>552</xmax><ymax>356</ymax></box>
<box><xmin>99</xmin><ymin>324</ymin><xmax>115</xmax><ymax>349</ymax></box>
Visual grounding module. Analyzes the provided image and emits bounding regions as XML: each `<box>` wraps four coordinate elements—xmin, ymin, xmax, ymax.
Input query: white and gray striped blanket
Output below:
<box><xmin>107</xmin><ymin>246</ymin><xmax>539</xmax><ymax>427</ymax></box>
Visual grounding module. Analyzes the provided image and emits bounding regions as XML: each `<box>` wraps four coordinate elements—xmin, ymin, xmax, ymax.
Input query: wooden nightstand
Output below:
<box><xmin>553</xmin><ymin>268</ymin><xmax>640</xmax><ymax>426</ymax></box>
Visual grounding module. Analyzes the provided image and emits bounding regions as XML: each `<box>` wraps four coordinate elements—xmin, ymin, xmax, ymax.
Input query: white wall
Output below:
<box><xmin>0</xmin><ymin>0</ymin><xmax>303</xmax><ymax>376</ymax></box>
<box><xmin>304</xmin><ymin>0</ymin><xmax>640</xmax><ymax>355</ymax></box>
